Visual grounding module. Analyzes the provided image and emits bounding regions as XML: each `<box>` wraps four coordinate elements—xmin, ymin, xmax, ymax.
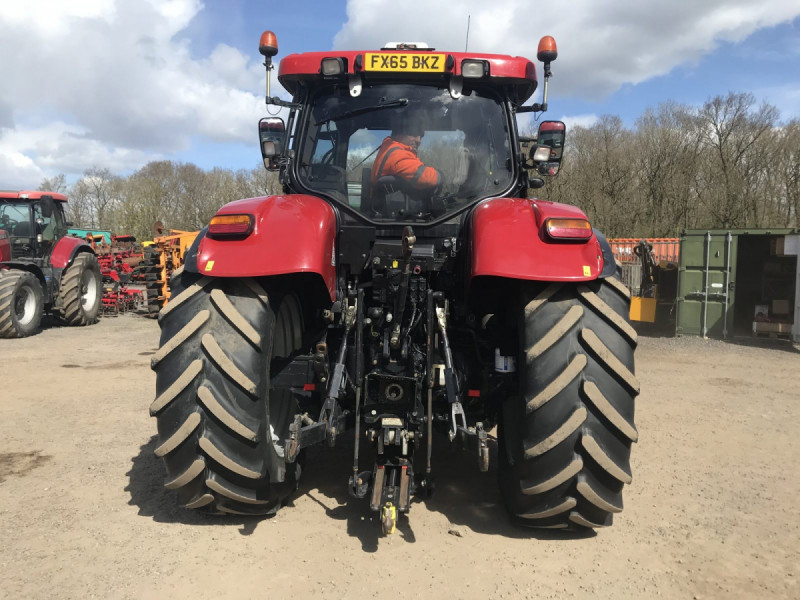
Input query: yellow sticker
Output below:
<box><xmin>392</xmin><ymin>260</ymin><xmax>399</xmax><ymax>268</ymax></box>
<box><xmin>583</xmin><ymin>265</ymin><xmax>591</xmax><ymax>276</ymax></box>
<box><xmin>205</xmin><ymin>260</ymin><xmax>215</xmax><ymax>272</ymax></box>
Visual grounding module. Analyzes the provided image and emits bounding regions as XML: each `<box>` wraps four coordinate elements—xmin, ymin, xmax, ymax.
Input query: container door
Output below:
<box><xmin>676</xmin><ymin>232</ymin><xmax>736</xmax><ymax>338</ymax></box>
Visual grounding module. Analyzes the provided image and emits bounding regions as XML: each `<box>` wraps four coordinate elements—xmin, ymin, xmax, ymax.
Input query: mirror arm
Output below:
<box><xmin>518</xmin><ymin>63</ymin><xmax>552</xmax><ymax>114</ymax></box>
<box><xmin>266</xmin><ymin>96</ymin><xmax>301</xmax><ymax>109</ymax></box>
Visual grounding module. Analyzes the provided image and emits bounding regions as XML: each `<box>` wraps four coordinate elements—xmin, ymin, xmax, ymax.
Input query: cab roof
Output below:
<box><xmin>0</xmin><ymin>190</ymin><xmax>68</xmax><ymax>202</ymax></box>
<box><xmin>278</xmin><ymin>50</ymin><xmax>538</xmax><ymax>105</ymax></box>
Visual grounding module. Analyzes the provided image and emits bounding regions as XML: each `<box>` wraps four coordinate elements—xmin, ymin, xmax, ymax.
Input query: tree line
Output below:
<box><xmin>38</xmin><ymin>91</ymin><xmax>798</xmax><ymax>242</ymax></box>
<box><xmin>540</xmin><ymin>92</ymin><xmax>799</xmax><ymax>238</ymax></box>
<box><xmin>39</xmin><ymin>163</ymin><xmax>280</xmax><ymax>243</ymax></box>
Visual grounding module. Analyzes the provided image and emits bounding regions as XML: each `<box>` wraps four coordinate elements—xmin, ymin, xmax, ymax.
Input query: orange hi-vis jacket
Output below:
<box><xmin>370</xmin><ymin>137</ymin><xmax>441</xmax><ymax>192</ymax></box>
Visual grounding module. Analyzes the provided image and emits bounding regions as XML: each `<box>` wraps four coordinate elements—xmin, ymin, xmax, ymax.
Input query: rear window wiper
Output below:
<box><xmin>315</xmin><ymin>98</ymin><xmax>408</xmax><ymax>126</ymax></box>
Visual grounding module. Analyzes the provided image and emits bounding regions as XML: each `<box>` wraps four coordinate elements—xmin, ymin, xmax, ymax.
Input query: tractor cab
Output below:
<box><xmin>0</xmin><ymin>191</ymin><xmax>68</xmax><ymax>262</ymax></box>
<box><xmin>258</xmin><ymin>36</ymin><xmax>566</xmax><ymax>227</ymax></box>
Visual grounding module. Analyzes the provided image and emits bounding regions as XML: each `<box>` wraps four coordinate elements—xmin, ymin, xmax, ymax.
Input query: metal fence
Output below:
<box><xmin>608</xmin><ymin>238</ymin><xmax>681</xmax><ymax>297</ymax></box>
<box><xmin>609</xmin><ymin>238</ymin><xmax>680</xmax><ymax>264</ymax></box>
<box><xmin>619</xmin><ymin>262</ymin><xmax>643</xmax><ymax>296</ymax></box>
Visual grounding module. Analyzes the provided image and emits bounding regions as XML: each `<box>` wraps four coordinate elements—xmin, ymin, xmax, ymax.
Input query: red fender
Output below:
<box><xmin>196</xmin><ymin>194</ymin><xmax>337</xmax><ymax>301</ymax></box>
<box><xmin>0</xmin><ymin>229</ymin><xmax>10</xmax><ymax>263</ymax></box>
<box><xmin>50</xmin><ymin>236</ymin><xmax>93</xmax><ymax>268</ymax></box>
<box><xmin>469</xmin><ymin>197</ymin><xmax>604</xmax><ymax>284</ymax></box>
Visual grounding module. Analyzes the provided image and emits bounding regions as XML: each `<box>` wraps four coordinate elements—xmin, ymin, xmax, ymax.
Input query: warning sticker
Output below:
<box><xmin>583</xmin><ymin>265</ymin><xmax>591</xmax><ymax>276</ymax></box>
<box><xmin>205</xmin><ymin>260</ymin><xmax>215</xmax><ymax>272</ymax></box>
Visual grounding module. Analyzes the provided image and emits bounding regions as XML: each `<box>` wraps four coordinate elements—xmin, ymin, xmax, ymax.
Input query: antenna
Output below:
<box><xmin>465</xmin><ymin>15</ymin><xmax>471</xmax><ymax>52</ymax></box>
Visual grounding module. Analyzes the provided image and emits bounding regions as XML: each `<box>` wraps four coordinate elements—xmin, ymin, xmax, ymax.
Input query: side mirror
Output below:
<box><xmin>532</xmin><ymin>120</ymin><xmax>566</xmax><ymax>177</ymax></box>
<box><xmin>40</xmin><ymin>195</ymin><xmax>55</xmax><ymax>218</ymax></box>
<box><xmin>259</xmin><ymin>117</ymin><xmax>286</xmax><ymax>172</ymax></box>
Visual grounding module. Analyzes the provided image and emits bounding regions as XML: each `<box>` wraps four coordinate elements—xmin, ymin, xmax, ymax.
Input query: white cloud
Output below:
<box><xmin>0</xmin><ymin>150</ymin><xmax>45</xmax><ymax>189</ymax></box>
<box><xmin>334</xmin><ymin>0</ymin><xmax>800</xmax><ymax>99</ymax></box>
<box><xmin>0</xmin><ymin>0</ymin><xmax>265</xmax><ymax>187</ymax></box>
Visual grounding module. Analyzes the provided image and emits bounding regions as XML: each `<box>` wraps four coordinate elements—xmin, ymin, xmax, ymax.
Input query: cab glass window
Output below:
<box><xmin>298</xmin><ymin>84</ymin><xmax>513</xmax><ymax>222</ymax></box>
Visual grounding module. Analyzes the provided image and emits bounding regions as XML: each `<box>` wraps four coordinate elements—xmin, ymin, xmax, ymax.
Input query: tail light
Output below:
<box><xmin>208</xmin><ymin>214</ymin><xmax>254</xmax><ymax>236</ymax></box>
<box><xmin>545</xmin><ymin>218</ymin><xmax>592</xmax><ymax>240</ymax></box>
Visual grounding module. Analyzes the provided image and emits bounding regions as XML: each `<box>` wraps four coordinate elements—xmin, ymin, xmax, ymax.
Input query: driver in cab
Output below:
<box><xmin>370</xmin><ymin>117</ymin><xmax>442</xmax><ymax>200</ymax></box>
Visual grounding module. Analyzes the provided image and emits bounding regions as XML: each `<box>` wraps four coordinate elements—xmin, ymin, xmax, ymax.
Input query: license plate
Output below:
<box><xmin>364</xmin><ymin>53</ymin><xmax>446</xmax><ymax>73</ymax></box>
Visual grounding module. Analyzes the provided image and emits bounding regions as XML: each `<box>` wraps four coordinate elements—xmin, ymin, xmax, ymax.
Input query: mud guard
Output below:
<box><xmin>0</xmin><ymin>229</ymin><xmax>10</xmax><ymax>263</ymax></box>
<box><xmin>469</xmin><ymin>197</ymin><xmax>615</xmax><ymax>284</ymax></box>
<box><xmin>185</xmin><ymin>194</ymin><xmax>338</xmax><ymax>301</ymax></box>
<box><xmin>50</xmin><ymin>236</ymin><xmax>93</xmax><ymax>269</ymax></box>
<box><xmin>593</xmin><ymin>228</ymin><xmax>618</xmax><ymax>279</ymax></box>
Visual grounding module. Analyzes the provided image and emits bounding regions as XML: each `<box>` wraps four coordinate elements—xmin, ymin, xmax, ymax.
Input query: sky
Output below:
<box><xmin>1</xmin><ymin>0</ymin><xmax>799</xmax><ymax>189</ymax></box>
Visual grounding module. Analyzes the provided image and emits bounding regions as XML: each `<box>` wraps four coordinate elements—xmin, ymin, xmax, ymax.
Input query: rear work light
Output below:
<box><xmin>461</xmin><ymin>59</ymin><xmax>489</xmax><ymax>78</ymax></box>
<box><xmin>545</xmin><ymin>218</ymin><xmax>592</xmax><ymax>240</ymax></box>
<box><xmin>208</xmin><ymin>214</ymin><xmax>254</xmax><ymax>236</ymax></box>
<box><xmin>321</xmin><ymin>57</ymin><xmax>345</xmax><ymax>76</ymax></box>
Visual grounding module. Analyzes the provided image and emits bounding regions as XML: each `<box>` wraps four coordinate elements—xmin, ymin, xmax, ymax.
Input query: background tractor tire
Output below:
<box><xmin>500</xmin><ymin>275</ymin><xmax>640</xmax><ymax>530</ymax></box>
<box><xmin>0</xmin><ymin>270</ymin><xmax>43</xmax><ymax>338</ymax></box>
<box><xmin>150</xmin><ymin>272</ymin><xmax>304</xmax><ymax>515</ymax></box>
<box><xmin>56</xmin><ymin>253</ymin><xmax>102</xmax><ymax>326</ymax></box>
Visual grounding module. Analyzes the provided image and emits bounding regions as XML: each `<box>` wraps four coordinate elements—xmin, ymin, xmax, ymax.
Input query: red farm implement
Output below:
<box><xmin>81</xmin><ymin>233</ymin><xmax>147</xmax><ymax>315</ymax></box>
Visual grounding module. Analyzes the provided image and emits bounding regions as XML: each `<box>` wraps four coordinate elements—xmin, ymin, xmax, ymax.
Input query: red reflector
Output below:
<box><xmin>468</xmin><ymin>389</ymin><xmax>481</xmax><ymax>397</ymax></box>
<box><xmin>208</xmin><ymin>214</ymin><xmax>253</xmax><ymax>236</ymax></box>
<box><xmin>303</xmin><ymin>383</ymin><xmax>316</xmax><ymax>391</ymax></box>
<box><xmin>545</xmin><ymin>218</ymin><xmax>592</xmax><ymax>240</ymax></box>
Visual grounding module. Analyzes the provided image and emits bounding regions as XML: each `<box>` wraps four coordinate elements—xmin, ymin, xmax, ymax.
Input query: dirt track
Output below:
<box><xmin>1</xmin><ymin>315</ymin><xmax>799</xmax><ymax>599</ymax></box>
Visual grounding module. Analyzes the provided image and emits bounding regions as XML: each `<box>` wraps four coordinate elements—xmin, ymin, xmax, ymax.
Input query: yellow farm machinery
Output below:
<box><xmin>142</xmin><ymin>222</ymin><xmax>199</xmax><ymax>314</ymax></box>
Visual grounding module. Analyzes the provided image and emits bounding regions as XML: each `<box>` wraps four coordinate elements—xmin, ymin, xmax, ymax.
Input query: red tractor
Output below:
<box><xmin>150</xmin><ymin>33</ymin><xmax>639</xmax><ymax>532</ymax></box>
<box><xmin>0</xmin><ymin>191</ymin><xmax>102</xmax><ymax>337</ymax></box>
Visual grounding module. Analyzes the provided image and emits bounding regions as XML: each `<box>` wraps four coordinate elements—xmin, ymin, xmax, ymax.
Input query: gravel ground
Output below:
<box><xmin>1</xmin><ymin>314</ymin><xmax>799</xmax><ymax>599</ymax></box>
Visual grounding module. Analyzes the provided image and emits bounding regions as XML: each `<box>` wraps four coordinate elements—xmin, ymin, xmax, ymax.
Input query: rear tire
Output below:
<box><xmin>0</xmin><ymin>270</ymin><xmax>43</xmax><ymax>338</ymax></box>
<box><xmin>150</xmin><ymin>272</ymin><xmax>305</xmax><ymax>515</ymax></box>
<box><xmin>499</xmin><ymin>276</ymin><xmax>640</xmax><ymax>529</ymax></box>
<box><xmin>56</xmin><ymin>253</ymin><xmax>101</xmax><ymax>326</ymax></box>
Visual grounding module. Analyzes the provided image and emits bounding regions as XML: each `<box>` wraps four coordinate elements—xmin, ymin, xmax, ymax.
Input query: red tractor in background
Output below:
<box><xmin>0</xmin><ymin>191</ymin><xmax>101</xmax><ymax>337</ymax></box>
<box><xmin>150</xmin><ymin>33</ymin><xmax>640</xmax><ymax>533</ymax></box>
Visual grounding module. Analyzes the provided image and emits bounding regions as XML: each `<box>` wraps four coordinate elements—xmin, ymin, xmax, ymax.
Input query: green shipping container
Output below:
<box><xmin>67</xmin><ymin>228</ymin><xmax>113</xmax><ymax>244</ymax></box>
<box><xmin>676</xmin><ymin>228</ymin><xmax>797</xmax><ymax>339</ymax></box>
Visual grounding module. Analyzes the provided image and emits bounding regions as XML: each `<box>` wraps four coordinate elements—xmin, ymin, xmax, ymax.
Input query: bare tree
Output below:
<box><xmin>696</xmin><ymin>93</ymin><xmax>779</xmax><ymax>228</ymax></box>
<box><xmin>71</xmin><ymin>166</ymin><xmax>121</xmax><ymax>229</ymax></box>
<box><xmin>771</xmin><ymin>120</ymin><xmax>800</xmax><ymax>227</ymax></box>
<box><xmin>38</xmin><ymin>174</ymin><xmax>67</xmax><ymax>194</ymax></box>
<box><xmin>635</xmin><ymin>102</ymin><xmax>703</xmax><ymax>235</ymax></box>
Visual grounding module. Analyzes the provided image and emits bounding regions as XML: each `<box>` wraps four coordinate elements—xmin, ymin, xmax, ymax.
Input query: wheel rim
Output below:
<box><xmin>80</xmin><ymin>269</ymin><xmax>98</xmax><ymax>310</ymax></box>
<box><xmin>269</xmin><ymin>294</ymin><xmax>303</xmax><ymax>456</ymax></box>
<box><xmin>14</xmin><ymin>285</ymin><xmax>36</xmax><ymax>326</ymax></box>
